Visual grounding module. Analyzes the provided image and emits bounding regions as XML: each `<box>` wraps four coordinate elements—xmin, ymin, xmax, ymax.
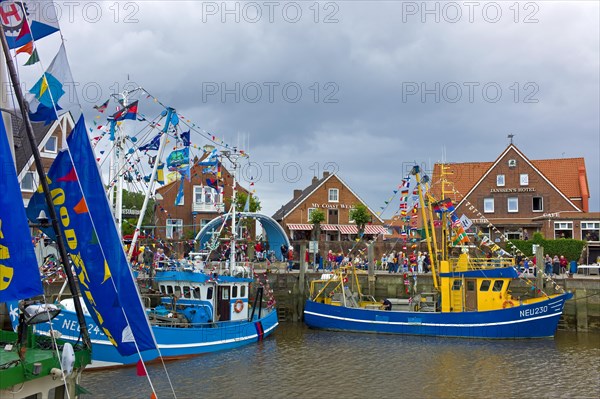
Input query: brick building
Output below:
<box><xmin>12</xmin><ymin>113</ymin><xmax>72</xmax><ymax>205</ymax></box>
<box><xmin>430</xmin><ymin>144</ymin><xmax>599</xmax><ymax>248</ymax></box>
<box><xmin>272</xmin><ymin>171</ymin><xmax>387</xmax><ymax>242</ymax></box>
<box><xmin>154</xmin><ymin>163</ymin><xmax>249</xmax><ymax>241</ymax></box>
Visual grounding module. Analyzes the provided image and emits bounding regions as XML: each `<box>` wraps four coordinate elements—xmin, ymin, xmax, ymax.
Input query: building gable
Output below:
<box><xmin>456</xmin><ymin>145</ymin><xmax>581</xmax><ymax>214</ymax></box>
<box><xmin>279</xmin><ymin>173</ymin><xmax>383</xmax><ymax>225</ymax></box>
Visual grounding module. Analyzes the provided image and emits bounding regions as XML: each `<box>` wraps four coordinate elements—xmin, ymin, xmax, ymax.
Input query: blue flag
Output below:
<box><xmin>27</xmin><ymin>116</ymin><xmax>156</xmax><ymax>356</ymax></box>
<box><xmin>0</xmin><ymin>116</ymin><xmax>43</xmax><ymax>302</ymax></box>
<box><xmin>139</xmin><ymin>134</ymin><xmax>161</xmax><ymax>151</ymax></box>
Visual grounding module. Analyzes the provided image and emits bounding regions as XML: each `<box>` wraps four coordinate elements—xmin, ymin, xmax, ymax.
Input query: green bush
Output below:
<box><xmin>508</xmin><ymin>237</ymin><xmax>586</xmax><ymax>262</ymax></box>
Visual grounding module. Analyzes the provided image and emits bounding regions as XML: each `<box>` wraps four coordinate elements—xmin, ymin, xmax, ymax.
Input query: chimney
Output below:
<box><xmin>578</xmin><ymin>166</ymin><xmax>589</xmax><ymax>212</ymax></box>
<box><xmin>312</xmin><ymin>176</ymin><xmax>318</xmax><ymax>184</ymax></box>
<box><xmin>293</xmin><ymin>189</ymin><xmax>302</xmax><ymax>199</ymax></box>
<box><xmin>323</xmin><ymin>171</ymin><xmax>330</xmax><ymax>178</ymax></box>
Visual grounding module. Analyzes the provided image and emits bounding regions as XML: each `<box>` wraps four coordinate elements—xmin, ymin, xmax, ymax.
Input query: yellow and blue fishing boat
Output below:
<box><xmin>304</xmin><ymin>166</ymin><xmax>572</xmax><ymax>339</ymax></box>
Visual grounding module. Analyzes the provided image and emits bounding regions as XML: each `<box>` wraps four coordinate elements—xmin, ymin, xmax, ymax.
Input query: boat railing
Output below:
<box><xmin>155</xmin><ymin>260</ymin><xmax>254</xmax><ymax>278</ymax></box>
<box><xmin>448</xmin><ymin>257</ymin><xmax>515</xmax><ymax>272</ymax></box>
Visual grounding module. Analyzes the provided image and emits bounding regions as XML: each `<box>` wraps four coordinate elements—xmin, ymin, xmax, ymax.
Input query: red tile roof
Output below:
<box><xmin>431</xmin><ymin>148</ymin><xmax>588</xmax><ymax>208</ymax></box>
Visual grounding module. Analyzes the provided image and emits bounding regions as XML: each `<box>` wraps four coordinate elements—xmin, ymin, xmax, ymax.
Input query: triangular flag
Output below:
<box><xmin>16</xmin><ymin>41</ymin><xmax>34</xmax><ymax>55</ymax></box>
<box><xmin>136</xmin><ymin>360</ymin><xmax>147</xmax><ymax>376</ymax></box>
<box><xmin>24</xmin><ymin>49</ymin><xmax>40</xmax><ymax>65</ymax></box>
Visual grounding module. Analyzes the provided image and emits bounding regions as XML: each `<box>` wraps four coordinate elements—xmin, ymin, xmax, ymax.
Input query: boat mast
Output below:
<box><xmin>222</xmin><ymin>150</ymin><xmax>239</xmax><ymax>271</ymax></box>
<box><xmin>127</xmin><ymin>107</ymin><xmax>176</xmax><ymax>260</ymax></box>
<box><xmin>412</xmin><ymin>165</ymin><xmax>439</xmax><ymax>290</ymax></box>
<box><xmin>0</xmin><ymin>29</ymin><xmax>91</xmax><ymax>349</ymax></box>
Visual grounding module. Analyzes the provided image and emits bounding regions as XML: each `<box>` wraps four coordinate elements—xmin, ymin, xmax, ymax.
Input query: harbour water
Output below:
<box><xmin>81</xmin><ymin>323</ymin><xmax>600</xmax><ymax>398</ymax></box>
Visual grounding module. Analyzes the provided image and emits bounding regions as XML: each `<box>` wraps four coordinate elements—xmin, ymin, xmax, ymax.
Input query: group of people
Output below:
<box><xmin>543</xmin><ymin>254</ymin><xmax>570</xmax><ymax>276</ymax></box>
<box><xmin>381</xmin><ymin>251</ymin><xmax>430</xmax><ymax>274</ymax></box>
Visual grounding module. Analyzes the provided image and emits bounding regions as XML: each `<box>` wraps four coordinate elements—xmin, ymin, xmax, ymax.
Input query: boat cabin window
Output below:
<box><xmin>452</xmin><ymin>280</ymin><xmax>462</xmax><ymax>290</ymax></box>
<box><xmin>160</xmin><ymin>285</ymin><xmax>166</xmax><ymax>294</ymax></box>
<box><xmin>240</xmin><ymin>285</ymin><xmax>246</xmax><ymax>298</ymax></box>
<box><xmin>466</xmin><ymin>281</ymin><xmax>476</xmax><ymax>291</ymax></box>
<box><xmin>480</xmin><ymin>280</ymin><xmax>491</xmax><ymax>291</ymax></box>
<box><xmin>232</xmin><ymin>286</ymin><xmax>238</xmax><ymax>298</ymax></box>
<box><xmin>174</xmin><ymin>286</ymin><xmax>182</xmax><ymax>299</ymax></box>
<box><xmin>167</xmin><ymin>285</ymin><xmax>174</xmax><ymax>295</ymax></box>
<box><xmin>183</xmin><ymin>286</ymin><xmax>191</xmax><ymax>298</ymax></box>
<box><xmin>492</xmin><ymin>280</ymin><xmax>504</xmax><ymax>292</ymax></box>
<box><xmin>207</xmin><ymin>287</ymin><xmax>213</xmax><ymax>300</ymax></box>
<box><xmin>222</xmin><ymin>287</ymin><xmax>230</xmax><ymax>300</ymax></box>
<box><xmin>193</xmin><ymin>287</ymin><xmax>201</xmax><ymax>299</ymax></box>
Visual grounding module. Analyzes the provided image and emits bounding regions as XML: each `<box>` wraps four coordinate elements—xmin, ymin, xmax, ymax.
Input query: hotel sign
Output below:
<box><xmin>490</xmin><ymin>187</ymin><xmax>536</xmax><ymax>193</ymax></box>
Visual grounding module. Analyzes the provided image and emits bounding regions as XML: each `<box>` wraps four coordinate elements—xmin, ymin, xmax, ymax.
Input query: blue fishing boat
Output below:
<box><xmin>304</xmin><ymin>166</ymin><xmax>572</xmax><ymax>339</ymax></box>
<box><xmin>23</xmin><ymin>268</ymin><xmax>278</xmax><ymax>367</ymax></box>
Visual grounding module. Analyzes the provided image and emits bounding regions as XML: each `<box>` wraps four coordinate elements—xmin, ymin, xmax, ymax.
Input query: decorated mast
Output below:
<box><xmin>0</xmin><ymin>22</ymin><xmax>91</xmax><ymax>350</ymax></box>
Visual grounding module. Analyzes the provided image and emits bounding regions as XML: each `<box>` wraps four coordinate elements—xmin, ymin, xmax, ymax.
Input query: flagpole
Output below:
<box><xmin>127</xmin><ymin>108</ymin><xmax>175</xmax><ymax>261</ymax></box>
<box><xmin>0</xmin><ymin>28</ymin><xmax>91</xmax><ymax>349</ymax></box>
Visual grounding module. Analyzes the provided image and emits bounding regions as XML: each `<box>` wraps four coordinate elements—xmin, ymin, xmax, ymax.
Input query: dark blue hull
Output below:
<box><xmin>304</xmin><ymin>292</ymin><xmax>572</xmax><ymax>339</ymax></box>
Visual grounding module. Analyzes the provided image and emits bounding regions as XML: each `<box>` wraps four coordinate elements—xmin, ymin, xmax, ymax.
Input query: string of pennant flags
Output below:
<box><xmin>441</xmin><ymin>183</ymin><xmax>563</xmax><ymax>295</ymax></box>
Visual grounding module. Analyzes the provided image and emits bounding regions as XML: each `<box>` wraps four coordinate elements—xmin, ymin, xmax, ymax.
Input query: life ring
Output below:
<box><xmin>234</xmin><ymin>299</ymin><xmax>244</xmax><ymax>313</ymax></box>
<box><xmin>502</xmin><ymin>300</ymin><xmax>515</xmax><ymax>309</ymax></box>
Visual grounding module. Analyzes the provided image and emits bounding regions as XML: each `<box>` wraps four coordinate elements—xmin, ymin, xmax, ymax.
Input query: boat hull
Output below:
<box><xmin>29</xmin><ymin>308</ymin><xmax>278</xmax><ymax>368</ymax></box>
<box><xmin>304</xmin><ymin>292</ymin><xmax>572</xmax><ymax>339</ymax></box>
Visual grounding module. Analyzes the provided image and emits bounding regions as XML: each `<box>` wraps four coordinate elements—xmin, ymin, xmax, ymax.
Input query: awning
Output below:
<box><xmin>338</xmin><ymin>225</ymin><xmax>358</xmax><ymax>234</ymax></box>
<box><xmin>364</xmin><ymin>225</ymin><xmax>389</xmax><ymax>235</ymax></box>
<box><xmin>287</xmin><ymin>224</ymin><xmax>312</xmax><ymax>230</ymax></box>
<box><xmin>321</xmin><ymin>224</ymin><xmax>339</xmax><ymax>231</ymax></box>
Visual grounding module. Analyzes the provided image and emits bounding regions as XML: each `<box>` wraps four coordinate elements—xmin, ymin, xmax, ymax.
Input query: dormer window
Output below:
<box><xmin>496</xmin><ymin>174</ymin><xmax>505</xmax><ymax>187</ymax></box>
<box><xmin>43</xmin><ymin>136</ymin><xmax>57</xmax><ymax>153</ymax></box>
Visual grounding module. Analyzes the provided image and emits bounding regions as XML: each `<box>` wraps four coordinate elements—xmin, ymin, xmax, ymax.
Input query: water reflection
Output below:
<box><xmin>82</xmin><ymin>324</ymin><xmax>600</xmax><ymax>399</ymax></box>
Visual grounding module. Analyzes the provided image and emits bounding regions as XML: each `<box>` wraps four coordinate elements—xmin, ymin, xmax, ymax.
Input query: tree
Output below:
<box><xmin>234</xmin><ymin>192</ymin><xmax>262</xmax><ymax>213</ymax></box>
<box><xmin>121</xmin><ymin>190</ymin><xmax>155</xmax><ymax>236</ymax></box>
<box><xmin>309</xmin><ymin>209</ymin><xmax>325</xmax><ymax>241</ymax></box>
<box><xmin>349</xmin><ymin>203</ymin><xmax>371</xmax><ymax>237</ymax></box>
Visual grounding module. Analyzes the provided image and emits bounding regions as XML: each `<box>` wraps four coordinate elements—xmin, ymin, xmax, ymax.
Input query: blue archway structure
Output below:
<box><xmin>195</xmin><ymin>212</ymin><xmax>290</xmax><ymax>257</ymax></box>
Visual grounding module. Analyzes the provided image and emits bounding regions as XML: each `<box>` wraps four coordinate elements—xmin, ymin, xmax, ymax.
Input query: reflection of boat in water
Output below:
<box><xmin>304</xmin><ymin>165</ymin><xmax>572</xmax><ymax>339</ymax></box>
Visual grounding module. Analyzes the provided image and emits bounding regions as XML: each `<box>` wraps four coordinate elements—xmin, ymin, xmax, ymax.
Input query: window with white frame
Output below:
<box><xmin>176</xmin><ymin>191</ymin><xmax>184</xmax><ymax>206</ymax></box>
<box><xmin>193</xmin><ymin>185</ymin><xmax>221</xmax><ymax>204</ymax></box>
<box><xmin>507</xmin><ymin>197</ymin><xmax>518</xmax><ymax>213</ymax></box>
<box><xmin>520</xmin><ymin>173</ymin><xmax>529</xmax><ymax>186</ymax></box>
<box><xmin>483</xmin><ymin>198</ymin><xmax>494</xmax><ymax>213</ymax></box>
<box><xmin>496</xmin><ymin>175</ymin><xmax>505</xmax><ymax>187</ymax></box>
<box><xmin>554</xmin><ymin>221</ymin><xmax>573</xmax><ymax>239</ymax></box>
<box><xmin>328</xmin><ymin>188</ymin><xmax>339</xmax><ymax>202</ymax></box>
<box><xmin>307</xmin><ymin>207</ymin><xmax>316</xmax><ymax>222</ymax></box>
<box><xmin>532</xmin><ymin>197</ymin><xmax>543</xmax><ymax>212</ymax></box>
<box><xmin>581</xmin><ymin>221</ymin><xmax>600</xmax><ymax>241</ymax></box>
<box><xmin>166</xmin><ymin>219</ymin><xmax>183</xmax><ymax>239</ymax></box>
<box><xmin>43</xmin><ymin>136</ymin><xmax>58</xmax><ymax>153</ymax></box>
<box><xmin>21</xmin><ymin>171</ymin><xmax>35</xmax><ymax>192</ymax></box>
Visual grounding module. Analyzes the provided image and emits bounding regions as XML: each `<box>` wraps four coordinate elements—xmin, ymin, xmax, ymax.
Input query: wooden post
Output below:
<box><xmin>368</xmin><ymin>241</ymin><xmax>376</xmax><ymax>296</ymax></box>
<box><xmin>298</xmin><ymin>242</ymin><xmax>307</xmax><ymax>315</ymax></box>
<box><xmin>535</xmin><ymin>245</ymin><xmax>544</xmax><ymax>297</ymax></box>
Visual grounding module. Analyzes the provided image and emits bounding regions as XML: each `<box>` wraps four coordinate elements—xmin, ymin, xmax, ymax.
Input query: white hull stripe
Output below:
<box><xmin>37</xmin><ymin>322</ymin><xmax>278</xmax><ymax>350</ymax></box>
<box><xmin>304</xmin><ymin>310</ymin><xmax>561</xmax><ymax>328</ymax></box>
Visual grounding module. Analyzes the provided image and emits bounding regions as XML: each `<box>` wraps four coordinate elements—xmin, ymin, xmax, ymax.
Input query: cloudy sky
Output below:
<box><xmin>18</xmin><ymin>0</ymin><xmax>600</xmax><ymax>217</ymax></box>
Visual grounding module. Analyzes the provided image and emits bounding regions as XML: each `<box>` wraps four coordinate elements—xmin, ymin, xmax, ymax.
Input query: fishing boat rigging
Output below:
<box><xmin>304</xmin><ymin>164</ymin><xmax>573</xmax><ymax>339</ymax></box>
<box><xmin>0</xmin><ymin>12</ymin><xmax>91</xmax><ymax>397</ymax></box>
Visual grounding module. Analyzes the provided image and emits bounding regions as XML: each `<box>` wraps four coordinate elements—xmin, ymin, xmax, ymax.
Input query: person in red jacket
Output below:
<box><xmin>559</xmin><ymin>255</ymin><xmax>568</xmax><ymax>275</ymax></box>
